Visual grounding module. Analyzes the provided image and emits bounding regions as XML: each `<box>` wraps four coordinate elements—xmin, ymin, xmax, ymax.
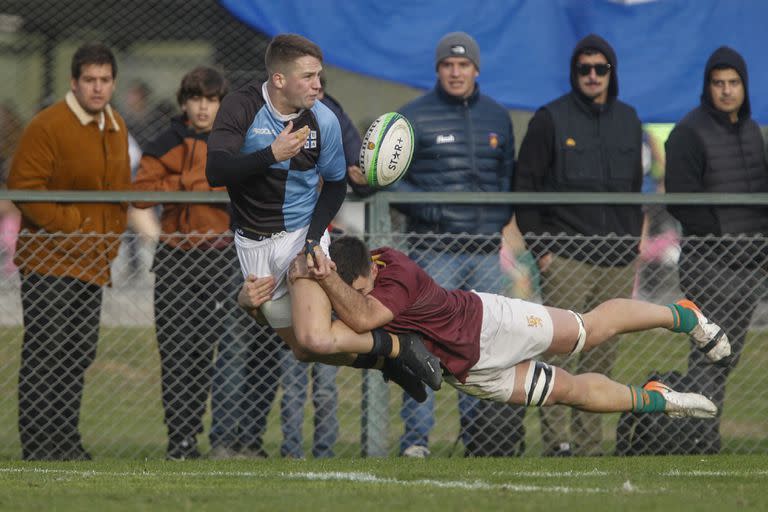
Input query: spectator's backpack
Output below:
<box><xmin>464</xmin><ymin>401</ymin><xmax>526</xmax><ymax>457</ymax></box>
<box><xmin>615</xmin><ymin>370</ymin><xmax>720</xmax><ymax>456</ymax></box>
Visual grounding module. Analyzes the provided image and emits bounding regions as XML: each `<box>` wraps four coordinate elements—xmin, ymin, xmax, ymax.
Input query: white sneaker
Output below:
<box><xmin>676</xmin><ymin>300</ymin><xmax>731</xmax><ymax>363</ymax></box>
<box><xmin>644</xmin><ymin>381</ymin><xmax>717</xmax><ymax>418</ymax></box>
<box><xmin>207</xmin><ymin>445</ymin><xmax>245</xmax><ymax>460</ymax></box>
<box><xmin>402</xmin><ymin>445</ymin><xmax>430</xmax><ymax>458</ymax></box>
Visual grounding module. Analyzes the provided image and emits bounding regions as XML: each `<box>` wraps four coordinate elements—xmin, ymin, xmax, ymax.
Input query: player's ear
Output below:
<box><xmin>271</xmin><ymin>71</ymin><xmax>285</xmax><ymax>89</ymax></box>
<box><xmin>370</xmin><ymin>261</ymin><xmax>378</xmax><ymax>279</ymax></box>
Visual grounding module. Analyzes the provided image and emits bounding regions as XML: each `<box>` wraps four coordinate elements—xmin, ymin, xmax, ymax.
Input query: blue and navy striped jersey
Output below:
<box><xmin>208</xmin><ymin>81</ymin><xmax>345</xmax><ymax>235</ymax></box>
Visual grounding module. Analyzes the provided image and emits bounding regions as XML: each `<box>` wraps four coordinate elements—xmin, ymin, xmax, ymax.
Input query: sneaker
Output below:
<box><xmin>239</xmin><ymin>445</ymin><xmax>269</xmax><ymax>459</ymax></box>
<box><xmin>676</xmin><ymin>300</ymin><xmax>731</xmax><ymax>364</ymax></box>
<box><xmin>402</xmin><ymin>445</ymin><xmax>430</xmax><ymax>458</ymax></box>
<box><xmin>208</xmin><ymin>445</ymin><xmax>245</xmax><ymax>460</ymax></box>
<box><xmin>166</xmin><ymin>436</ymin><xmax>201</xmax><ymax>461</ymax></box>
<box><xmin>60</xmin><ymin>443</ymin><xmax>93</xmax><ymax>461</ymax></box>
<box><xmin>381</xmin><ymin>357</ymin><xmax>428</xmax><ymax>403</ymax></box>
<box><xmin>543</xmin><ymin>442</ymin><xmax>573</xmax><ymax>457</ymax></box>
<box><xmin>395</xmin><ymin>332</ymin><xmax>442</xmax><ymax>391</ymax></box>
<box><xmin>644</xmin><ymin>381</ymin><xmax>717</xmax><ymax>418</ymax></box>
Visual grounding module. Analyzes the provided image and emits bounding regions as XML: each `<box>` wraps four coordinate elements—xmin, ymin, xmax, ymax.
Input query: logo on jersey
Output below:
<box><xmin>436</xmin><ymin>134</ymin><xmax>455</xmax><ymax>144</ymax></box>
<box><xmin>489</xmin><ymin>132</ymin><xmax>499</xmax><ymax>149</ymax></box>
<box><xmin>304</xmin><ymin>130</ymin><xmax>317</xmax><ymax>149</ymax></box>
<box><xmin>251</xmin><ymin>127</ymin><xmax>276</xmax><ymax>136</ymax></box>
<box><xmin>526</xmin><ymin>315</ymin><xmax>543</xmax><ymax>328</ymax></box>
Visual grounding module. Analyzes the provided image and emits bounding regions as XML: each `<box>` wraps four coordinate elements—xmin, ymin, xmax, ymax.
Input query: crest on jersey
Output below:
<box><xmin>304</xmin><ymin>130</ymin><xmax>318</xmax><ymax>149</ymax></box>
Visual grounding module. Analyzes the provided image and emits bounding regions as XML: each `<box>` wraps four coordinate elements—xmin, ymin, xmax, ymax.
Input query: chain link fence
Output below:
<box><xmin>0</xmin><ymin>225</ymin><xmax>767</xmax><ymax>459</ymax></box>
<box><xmin>1</xmin><ymin>0</ymin><xmax>767</xmax><ymax>460</ymax></box>
<box><xmin>0</xmin><ymin>0</ymin><xmax>270</xmax><ymax>147</ymax></box>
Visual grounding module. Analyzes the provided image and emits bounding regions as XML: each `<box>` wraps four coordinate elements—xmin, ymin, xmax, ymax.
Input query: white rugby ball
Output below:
<box><xmin>359</xmin><ymin>112</ymin><xmax>415</xmax><ymax>188</ymax></box>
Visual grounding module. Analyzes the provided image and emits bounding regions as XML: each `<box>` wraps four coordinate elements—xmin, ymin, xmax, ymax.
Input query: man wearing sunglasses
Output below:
<box><xmin>513</xmin><ymin>34</ymin><xmax>643</xmax><ymax>457</ymax></box>
<box><xmin>664</xmin><ymin>46</ymin><xmax>768</xmax><ymax>454</ymax></box>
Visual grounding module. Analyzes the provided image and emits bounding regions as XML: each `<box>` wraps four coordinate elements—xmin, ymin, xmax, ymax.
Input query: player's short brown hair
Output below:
<box><xmin>265</xmin><ymin>34</ymin><xmax>323</xmax><ymax>75</ymax></box>
<box><xmin>329</xmin><ymin>236</ymin><xmax>372</xmax><ymax>286</ymax></box>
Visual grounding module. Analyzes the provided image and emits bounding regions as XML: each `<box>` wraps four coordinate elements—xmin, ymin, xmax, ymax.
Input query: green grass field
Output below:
<box><xmin>1</xmin><ymin>324</ymin><xmax>768</xmax><ymax>511</ymax></box>
<box><xmin>1</xmin><ymin>455</ymin><xmax>767</xmax><ymax>511</ymax></box>
<box><xmin>1</xmin><ymin>326</ymin><xmax>768</xmax><ymax>458</ymax></box>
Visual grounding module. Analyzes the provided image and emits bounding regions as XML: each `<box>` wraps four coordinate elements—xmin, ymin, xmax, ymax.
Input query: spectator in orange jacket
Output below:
<box><xmin>8</xmin><ymin>42</ymin><xmax>130</xmax><ymax>461</ymax></box>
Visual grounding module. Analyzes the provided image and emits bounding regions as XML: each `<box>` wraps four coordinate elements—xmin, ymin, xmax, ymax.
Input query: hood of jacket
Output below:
<box><xmin>569</xmin><ymin>33</ymin><xmax>618</xmax><ymax>103</ymax></box>
<box><xmin>701</xmin><ymin>46</ymin><xmax>751</xmax><ymax>121</ymax></box>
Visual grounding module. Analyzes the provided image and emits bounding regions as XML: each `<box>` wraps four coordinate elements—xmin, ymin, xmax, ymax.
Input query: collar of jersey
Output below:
<box><xmin>261</xmin><ymin>82</ymin><xmax>304</xmax><ymax>122</ymax></box>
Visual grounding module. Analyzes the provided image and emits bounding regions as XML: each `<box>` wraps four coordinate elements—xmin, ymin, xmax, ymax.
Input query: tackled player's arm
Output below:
<box><xmin>318</xmin><ymin>271</ymin><xmax>394</xmax><ymax>334</ymax></box>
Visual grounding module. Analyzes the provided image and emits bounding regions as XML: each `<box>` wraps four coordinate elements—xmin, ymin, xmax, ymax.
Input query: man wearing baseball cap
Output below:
<box><xmin>392</xmin><ymin>32</ymin><xmax>522</xmax><ymax>459</ymax></box>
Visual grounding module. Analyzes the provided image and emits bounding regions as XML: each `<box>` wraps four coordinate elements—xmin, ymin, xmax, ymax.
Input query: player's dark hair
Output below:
<box><xmin>176</xmin><ymin>66</ymin><xmax>228</xmax><ymax>106</ymax></box>
<box><xmin>71</xmin><ymin>43</ymin><xmax>117</xmax><ymax>79</ymax></box>
<box><xmin>329</xmin><ymin>236</ymin><xmax>372</xmax><ymax>285</ymax></box>
<box><xmin>265</xmin><ymin>34</ymin><xmax>323</xmax><ymax>75</ymax></box>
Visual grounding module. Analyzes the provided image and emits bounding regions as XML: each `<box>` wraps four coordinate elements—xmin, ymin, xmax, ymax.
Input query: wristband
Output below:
<box><xmin>304</xmin><ymin>239</ymin><xmax>319</xmax><ymax>265</ymax></box>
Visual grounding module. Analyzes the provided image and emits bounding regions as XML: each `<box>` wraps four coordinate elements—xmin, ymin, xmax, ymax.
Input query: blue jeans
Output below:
<box><xmin>400</xmin><ymin>249</ymin><xmax>502</xmax><ymax>452</ymax></box>
<box><xmin>209</xmin><ymin>271</ymin><xmax>281</xmax><ymax>451</ymax></box>
<box><xmin>279</xmin><ymin>348</ymin><xmax>339</xmax><ymax>458</ymax></box>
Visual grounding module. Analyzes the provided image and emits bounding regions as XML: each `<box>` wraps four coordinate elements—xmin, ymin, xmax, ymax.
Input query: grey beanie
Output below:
<box><xmin>435</xmin><ymin>31</ymin><xmax>480</xmax><ymax>70</ymax></box>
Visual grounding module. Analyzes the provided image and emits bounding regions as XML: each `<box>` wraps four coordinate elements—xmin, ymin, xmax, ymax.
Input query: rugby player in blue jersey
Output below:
<box><xmin>207</xmin><ymin>34</ymin><xmax>440</xmax><ymax>396</ymax></box>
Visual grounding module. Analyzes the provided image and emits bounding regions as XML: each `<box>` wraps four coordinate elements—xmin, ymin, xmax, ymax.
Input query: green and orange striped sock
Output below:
<box><xmin>666</xmin><ymin>303</ymin><xmax>698</xmax><ymax>333</ymax></box>
<box><xmin>628</xmin><ymin>385</ymin><xmax>667</xmax><ymax>413</ymax></box>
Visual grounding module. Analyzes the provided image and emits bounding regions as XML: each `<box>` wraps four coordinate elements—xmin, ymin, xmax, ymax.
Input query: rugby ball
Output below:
<box><xmin>359</xmin><ymin>112</ymin><xmax>415</xmax><ymax>188</ymax></box>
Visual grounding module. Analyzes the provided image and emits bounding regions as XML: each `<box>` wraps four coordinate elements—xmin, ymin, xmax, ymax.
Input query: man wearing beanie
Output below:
<box><xmin>665</xmin><ymin>47</ymin><xmax>768</xmax><ymax>453</ymax></box>
<box><xmin>393</xmin><ymin>32</ymin><xmax>522</xmax><ymax>458</ymax></box>
<box><xmin>514</xmin><ymin>34</ymin><xmax>643</xmax><ymax>457</ymax></box>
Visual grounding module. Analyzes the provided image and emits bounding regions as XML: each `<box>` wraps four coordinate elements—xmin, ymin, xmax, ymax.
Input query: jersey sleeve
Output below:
<box><xmin>368</xmin><ymin>253</ymin><xmax>420</xmax><ymax>317</ymax></box>
<box><xmin>207</xmin><ymin>91</ymin><xmax>252</xmax><ymax>155</ymax></box>
<box><xmin>315</xmin><ymin>105</ymin><xmax>347</xmax><ymax>181</ymax></box>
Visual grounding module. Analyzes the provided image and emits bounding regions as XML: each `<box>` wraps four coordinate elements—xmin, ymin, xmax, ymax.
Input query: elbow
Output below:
<box><xmin>205</xmin><ymin>166</ymin><xmax>220</xmax><ymax>187</ymax></box>
<box><xmin>348</xmin><ymin>317</ymin><xmax>381</xmax><ymax>334</ymax></box>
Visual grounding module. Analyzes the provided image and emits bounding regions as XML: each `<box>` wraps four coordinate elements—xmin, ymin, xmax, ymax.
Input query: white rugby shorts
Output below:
<box><xmin>234</xmin><ymin>227</ymin><xmax>330</xmax><ymax>328</ymax></box>
<box><xmin>446</xmin><ymin>292</ymin><xmax>554</xmax><ymax>402</ymax></box>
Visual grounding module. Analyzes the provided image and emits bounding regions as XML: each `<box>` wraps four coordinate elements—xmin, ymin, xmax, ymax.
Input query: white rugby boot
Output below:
<box><xmin>644</xmin><ymin>381</ymin><xmax>717</xmax><ymax>419</ymax></box>
<box><xmin>676</xmin><ymin>300</ymin><xmax>731</xmax><ymax>364</ymax></box>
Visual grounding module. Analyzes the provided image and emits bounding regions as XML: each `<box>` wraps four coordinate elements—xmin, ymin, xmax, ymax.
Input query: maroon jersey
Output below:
<box><xmin>369</xmin><ymin>247</ymin><xmax>483</xmax><ymax>381</ymax></box>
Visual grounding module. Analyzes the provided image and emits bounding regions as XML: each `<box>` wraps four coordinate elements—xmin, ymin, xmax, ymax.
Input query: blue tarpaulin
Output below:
<box><xmin>220</xmin><ymin>0</ymin><xmax>768</xmax><ymax>123</ymax></box>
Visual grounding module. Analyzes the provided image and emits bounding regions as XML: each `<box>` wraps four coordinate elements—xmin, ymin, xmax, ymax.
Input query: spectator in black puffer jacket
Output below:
<box><xmin>391</xmin><ymin>32</ymin><xmax>521</xmax><ymax>459</ymax></box>
<box><xmin>665</xmin><ymin>46</ymin><xmax>768</xmax><ymax>453</ymax></box>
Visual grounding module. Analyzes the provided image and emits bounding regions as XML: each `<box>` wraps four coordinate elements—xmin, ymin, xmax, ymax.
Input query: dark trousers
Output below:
<box><xmin>18</xmin><ymin>272</ymin><xmax>102</xmax><ymax>459</ymax></box>
<box><xmin>209</xmin><ymin>277</ymin><xmax>281</xmax><ymax>451</ymax></box>
<box><xmin>154</xmin><ymin>243</ymin><xmax>231</xmax><ymax>440</ymax></box>
<box><xmin>679</xmin><ymin>252</ymin><xmax>766</xmax><ymax>418</ymax></box>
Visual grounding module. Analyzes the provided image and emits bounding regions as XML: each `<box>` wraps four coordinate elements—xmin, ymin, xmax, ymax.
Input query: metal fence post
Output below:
<box><xmin>361</xmin><ymin>192</ymin><xmax>391</xmax><ymax>456</ymax></box>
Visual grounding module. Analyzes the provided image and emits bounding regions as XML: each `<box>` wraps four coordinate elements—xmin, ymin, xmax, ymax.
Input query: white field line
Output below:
<box><xmin>661</xmin><ymin>469</ymin><xmax>768</xmax><ymax>477</ymax></box>
<box><xmin>6</xmin><ymin>467</ymin><xmax>764</xmax><ymax>493</ymax></box>
<box><xmin>0</xmin><ymin>467</ymin><xmax>615</xmax><ymax>494</ymax></box>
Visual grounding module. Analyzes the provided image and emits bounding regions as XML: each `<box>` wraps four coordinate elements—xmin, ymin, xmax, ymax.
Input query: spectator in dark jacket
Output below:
<box><xmin>392</xmin><ymin>32</ymin><xmax>519</xmax><ymax>458</ymax></box>
<box><xmin>665</xmin><ymin>46</ymin><xmax>768</xmax><ymax>453</ymax></box>
<box><xmin>515</xmin><ymin>34</ymin><xmax>643</xmax><ymax>457</ymax></box>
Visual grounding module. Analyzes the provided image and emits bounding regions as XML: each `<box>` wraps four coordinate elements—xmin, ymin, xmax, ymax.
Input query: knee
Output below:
<box><xmin>521</xmin><ymin>361</ymin><xmax>557</xmax><ymax>407</ymax></box>
<box><xmin>293</xmin><ymin>332</ymin><xmax>334</xmax><ymax>359</ymax></box>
